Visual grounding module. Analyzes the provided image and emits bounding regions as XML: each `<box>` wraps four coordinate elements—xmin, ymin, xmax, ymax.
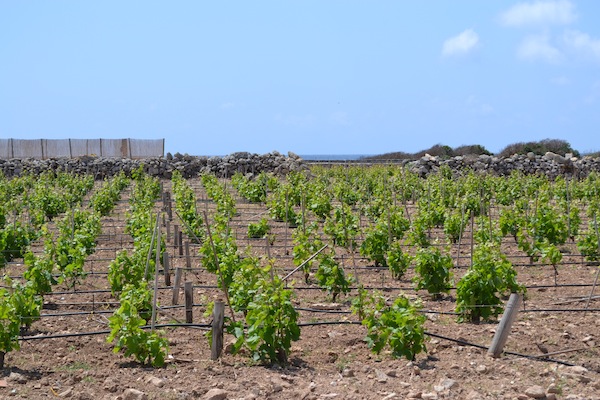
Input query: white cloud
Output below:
<box><xmin>563</xmin><ymin>30</ymin><xmax>600</xmax><ymax>61</ymax></box>
<box><xmin>442</xmin><ymin>29</ymin><xmax>479</xmax><ymax>57</ymax></box>
<box><xmin>500</xmin><ymin>0</ymin><xmax>576</xmax><ymax>27</ymax></box>
<box><xmin>517</xmin><ymin>33</ymin><xmax>562</xmax><ymax>62</ymax></box>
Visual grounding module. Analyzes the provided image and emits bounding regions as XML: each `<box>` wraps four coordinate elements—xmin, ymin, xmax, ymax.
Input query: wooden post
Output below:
<box><xmin>488</xmin><ymin>293</ymin><xmax>522</xmax><ymax>358</ymax></box>
<box><xmin>173</xmin><ymin>225</ymin><xmax>179</xmax><ymax>251</ymax></box>
<box><xmin>166</xmin><ymin>192</ymin><xmax>173</xmax><ymax>221</ymax></box>
<box><xmin>185</xmin><ymin>241</ymin><xmax>191</xmax><ymax>269</ymax></box>
<box><xmin>184</xmin><ymin>281</ymin><xmax>193</xmax><ymax>323</ymax></box>
<box><xmin>211</xmin><ymin>301</ymin><xmax>225</xmax><ymax>360</ymax></box>
<box><xmin>178</xmin><ymin>231</ymin><xmax>184</xmax><ymax>256</ymax></box>
<box><xmin>172</xmin><ymin>267</ymin><xmax>182</xmax><ymax>305</ymax></box>
<box><xmin>166</xmin><ymin>220</ymin><xmax>171</xmax><ymax>243</ymax></box>
<box><xmin>163</xmin><ymin>252</ymin><xmax>171</xmax><ymax>287</ymax></box>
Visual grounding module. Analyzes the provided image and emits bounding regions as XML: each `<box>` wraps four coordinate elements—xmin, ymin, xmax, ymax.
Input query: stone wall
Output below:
<box><xmin>1</xmin><ymin>150</ymin><xmax>600</xmax><ymax>180</ymax></box>
<box><xmin>0</xmin><ymin>151</ymin><xmax>305</xmax><ymax>179</ymax></box>
<box><xmin>406</xmin><ymin>152</ymin><xmax>599</xmax><ymax>179</ymax></box>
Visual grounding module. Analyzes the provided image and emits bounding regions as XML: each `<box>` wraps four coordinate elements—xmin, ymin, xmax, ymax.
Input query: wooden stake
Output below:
<box><xmin>178</xmin><ymin>231</ymin><xmax>184</xmax><ymax>256</ymax></box>
<box><xmin>211</xmin><ymin>301</ymin><xmax>225</xmax><ymax>360</ymax></box>
<box><xmin>172</xmin><ymin>267</ymin><xmax>182</xmax><ymax>305</ymax></box>
<box><xmin>166</xmin><ymin>192</ymin><xmax>173</xmax><ymax>221</ymax></box>
<box><xmin>173</xmin><ymin>225</ymin><xmax>179</xmax><ymax>251</ymax></box>
<box><xmin>185</xmin><ymin>241</ymin><xmax>191</xmax><ymax>269</ymax></box>
<box><xmin>488</xmin><ymin>293</ymin><xmax>522</xmax><ymax>358</ymax></box>
<box><xmin>144</xmin><ymin>213</ymin><xmax>160</xmax><ymax>281</ymax></box>
<box><xmin>163</xmin><ymin>252</ymin><xmax>171</xmax><ymax>287</ymax></box>
<box><xmin>184</xmin><ymin>281</ymin><xmax>193</xmax><ymax>323</ymax></box>
<box><xmin>584</xmin><ymin>215</ymin><xmax>600</xmax><ymax>316</ymax></box>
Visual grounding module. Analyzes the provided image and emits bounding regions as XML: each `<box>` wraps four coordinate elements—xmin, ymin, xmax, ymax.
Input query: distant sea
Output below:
<box><xmin>300</xmin><ymin>154</ymin><xmax>372</xmax><ymax>161</ymax></box>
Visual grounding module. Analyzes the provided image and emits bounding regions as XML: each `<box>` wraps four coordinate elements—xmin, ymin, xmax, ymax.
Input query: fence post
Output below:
<box><xmin>184</xmin><ymin>281</ymin><xmax>193</xmax><ymax>323</ymax></box>
<box><xmin>172</xmin><ymin>267</ymin><xmax>182</xmax><ymax>305</ymax></box>
<box><xmin>488</xmin><ymin>293</ymin><xmax>522</xmax><ymax>358</ymax></box>
<box><xmin>163</xmin><ymin>252</ymin><xmax>171</xmax><ymax>287</ymax></box>
<box><xmin>211</xmin><ymin>301</ymin><xmax>225</xmax><ymax>360</ymax></box>
<box><xmin>185</xmin><ymin>241</ymin><xmax>191</xmax><ymax>269</ymax></box>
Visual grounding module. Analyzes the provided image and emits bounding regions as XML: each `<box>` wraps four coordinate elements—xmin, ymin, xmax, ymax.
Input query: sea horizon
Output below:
<box><xmin>299</xmin><ymin>154</ymin><xmax>373</xmax><ymax>161</ymax></box>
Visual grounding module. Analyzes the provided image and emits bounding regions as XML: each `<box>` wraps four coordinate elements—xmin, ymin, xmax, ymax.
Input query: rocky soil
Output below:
<box><xmin>1</xmin><ymin>176</ymin><xmax>600</xmax><ymax>400</ymax></box>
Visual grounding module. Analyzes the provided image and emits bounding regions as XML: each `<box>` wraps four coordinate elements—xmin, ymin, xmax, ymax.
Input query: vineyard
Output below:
<box><xmin>1</xmin><ymin>165</ymin><xmax>600</xmax><ymax>399</ymax></box>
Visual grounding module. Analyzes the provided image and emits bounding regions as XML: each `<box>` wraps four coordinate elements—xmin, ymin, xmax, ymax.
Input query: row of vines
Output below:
<box><xmin>1</xmin><ymin>164</ymin><xmax>599</xmax><ymax>369</ymax></box>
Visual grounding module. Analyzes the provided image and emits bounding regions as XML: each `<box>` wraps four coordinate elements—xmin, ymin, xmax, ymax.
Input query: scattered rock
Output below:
<box><xmin>524</xmin><ymin>385</ymin><xmax>546</xmax><ymax>399</ymax></box>
<box><xmin>546</xmin><ymin>383</ymin><xmax>561</xmax><ymax>394</ymax></box>
<box><xmin>341</xmin><ymin>368</ymin><xmax>354</xmax><ymax>378</ymax></box>
<box><xmin>103</xmin><ymin>377</ymin><xmax>118</xmax><ymax>393</ymax></box>
<box><xmin>7</xmin><ymin>372</ymin><xmax>27</xmax><ymax>384</ymax></box>
<box><xmin>144</xmin><ymin>376</ymin><xmax>165</xmax><ymax>388</ymax></box>
<box><xmin>375</xmin><ymin>369</ymin><xmax>388</xmax><ymax>383</ymax></box>
<box><xmin>437</xmin><ymin>378</ymin><xmax>457</xmax><ymax>390</ymax></box>
<box><xmin>58</xmin><ymin>387</ymin><xmax>73</xmax><ymax>398</ymax></box>
<box><xmin>202</xmin><ymin>388</ymin><xmax>228</xmax><ymax>400</ymax></box>
<box><xmin>123</xmin><ymin>388</ymin><xmax>147</xmax><ymax>400</ymax></box>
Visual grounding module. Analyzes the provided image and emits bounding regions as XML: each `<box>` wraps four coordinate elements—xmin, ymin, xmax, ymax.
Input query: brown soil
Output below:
<box><xmin>2</xmin><ymin>178</ymin><xmax>599</xmax><ymax>400</ymax></box>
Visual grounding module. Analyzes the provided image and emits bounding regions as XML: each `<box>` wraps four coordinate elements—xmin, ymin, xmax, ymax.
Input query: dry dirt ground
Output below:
<box><xmin>1</xmin><ymin>178</ymin><xmax>600</xmax><ymax>400</ymax></box>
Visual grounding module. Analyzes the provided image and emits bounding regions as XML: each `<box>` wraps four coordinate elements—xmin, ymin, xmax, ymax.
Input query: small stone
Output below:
<box><xmin>438</xmin><ymin>378</ymin><xmax>456</xmax><ymax>390</ymax></box>
<box><xmin>58</xmin><ymin>387</ymin><xmax>73</xmax><ymax>398</ymax></box>
<box><xmin>475</xmin><ymin>364</ymin><xmax>488</xmax><ymax>374</ymax></box>
<box><xmin>381</xmin><ymin>393</ymin><xmax>397</xmax><ymax>400</ymax></box>
<box><xmin>123</xmin><ymin>388</ymin><xmax>147</xmax><ymax>400</ymax></box>
<box><xmin>145</xmin><ymin>376</ymin><xmax>165</xmax><ymax>388</ymax></box>
<box><xmin>202</xmin><ymin>388</ymin><xmax>228</xmax><ymax>400</ymax></box>
<box><xmin>546</xmin><ymin>394</ymin><xmax>557</xmax><ymax>400</ymax></box>
<box><xmin>386</xmin><ymin>369</ymin><xmax>397</xmax><ymax>377</ymax></box>
<box><xmin>421</xmin><ymin>393</ymin><xmax>438</xmax><ymax>400</ymax></box>
<box><xmin>103</xmin><ymin>377</ymin><xmax>118</xmax><ymax>393</ymax></box>
<box><xmin>546</xmin><ymin>383</ymin><xmax>560</xmax><ymax>394</ymax></box>
<box><xmin>406</xmin><ymin>391</ymin><xmax>422</xmax><ymax>399</ymax></box>
<box><xmin>7</xmin><ymin>372</ymin><xmax>27</xmax><ymax>384</ymax></box>
<box><xmin>524</xmin><ymin>385</ymin><xmax>546</xmax><ymax>399</ymax></box>
<box><xmin>375</xmin><ymin>369</ymin><xmax>388</xmax><ymax>383</ymax></box>
<box><xmin>341</xmin><ymin>368</ymin><xmax>354</xmax><ymax>378</ymax></box>
<box><xmin>566</xmin><ymin>366</ymin><xmax>588</xmax><ymax>374</ymax></box>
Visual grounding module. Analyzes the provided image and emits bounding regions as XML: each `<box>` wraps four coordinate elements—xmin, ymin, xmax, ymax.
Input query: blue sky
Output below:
<box><xmin>1</xmin><ymin>1</ymin><xmax>599</xmax><ymax>156</ymax></box>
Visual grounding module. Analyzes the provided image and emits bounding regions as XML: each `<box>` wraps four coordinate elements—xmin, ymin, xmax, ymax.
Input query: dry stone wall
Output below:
<box><xmin>406</xmin><ymin>152</ymin><xmax>598</xmax><ymax>179</ymax></box>
<box><xmin>0</xmin><ymin>151</ymin><xmax>305</xmax><ymax>179</ymax></box>
<box><xmin>1</xmin><ymin>150</ymin><xmax>600</xmax><ymax>179</ymax></box>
